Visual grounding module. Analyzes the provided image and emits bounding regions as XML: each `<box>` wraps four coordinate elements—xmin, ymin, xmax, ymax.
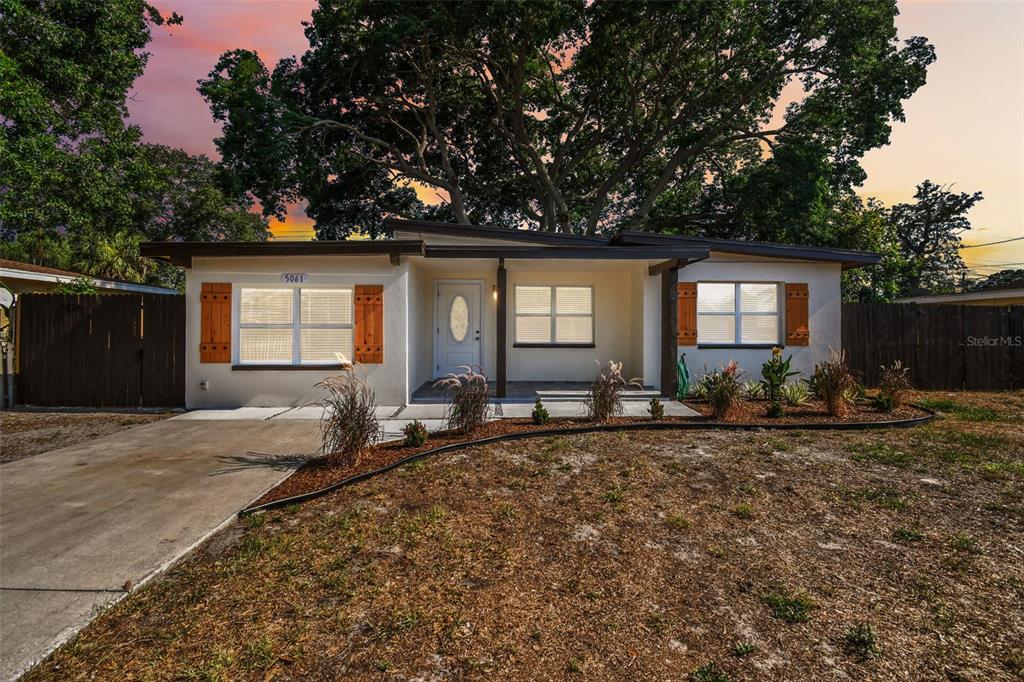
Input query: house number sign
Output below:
<box><xmin>280</xmin><ymin>273</ymin><xmax>308</xmax><ymax>284</ymax></box>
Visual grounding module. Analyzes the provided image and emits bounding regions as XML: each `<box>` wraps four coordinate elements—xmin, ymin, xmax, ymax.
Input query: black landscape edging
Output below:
<box><xmin>239</xmin><ymin>407</ymin><xmax>935</xmax><ymax>516</ymax></box>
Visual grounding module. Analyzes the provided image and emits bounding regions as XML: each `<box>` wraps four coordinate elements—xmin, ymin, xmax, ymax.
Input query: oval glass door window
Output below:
<box><xmin>449</xmin><ymin>295</ymin><xmax>469</xmax><ymax>342</ymax></box>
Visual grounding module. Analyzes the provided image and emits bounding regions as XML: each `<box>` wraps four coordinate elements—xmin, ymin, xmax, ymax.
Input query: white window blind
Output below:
<box><xmin>697</xmin><ymin>282</ymin><xmax>779</xmax><ymax>346</ymax></box>
<box><xmin>238</xmin><ymin>287</ymin><xmax>355</xmax><ymax>364</ymax></box>
<box><xmin>514</xmin><ymin>285</ymin><xmax>593</xmax><ymax>345</ymax></box>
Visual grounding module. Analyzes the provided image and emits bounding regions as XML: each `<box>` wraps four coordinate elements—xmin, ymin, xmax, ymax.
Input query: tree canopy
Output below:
<box><xmin>200</xmin><ymin>0</ymin><xmax>934</xmax><ymax>238</ymax></box>
<box><xmin>0</xmin><ymin>0</ymin><xmax>264</xmax><ymax>287</ymax></box>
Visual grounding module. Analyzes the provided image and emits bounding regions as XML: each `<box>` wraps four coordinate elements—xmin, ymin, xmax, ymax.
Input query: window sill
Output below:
<box><xmin>513</xmin><ymin>343</ymin><xmax>596</xmax><ymax>349</ymax></box>
<box><xmin>695</xmin><ymin>344</ymin><xmax>780</xmax><ymax>350</ymax></box>
<box><xmin>231</xmin><ymin>364</ymin><xmax>349</xmax><ymax>371</ymax></box>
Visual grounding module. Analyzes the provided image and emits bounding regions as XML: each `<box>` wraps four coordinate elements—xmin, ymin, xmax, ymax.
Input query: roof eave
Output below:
<box><xmin>612</xmin><ymin>231</ymin><xmax>881</xmax><ymax>269</ymax></box>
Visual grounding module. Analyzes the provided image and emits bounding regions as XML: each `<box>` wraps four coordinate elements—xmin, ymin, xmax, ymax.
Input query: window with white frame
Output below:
<box><xmin>697</xmin><ymin>282</ymin><xmax>779</xmax><ymax>345</ymax></box>
<box><xmin>514</xmin><ymin>285</ymin><xmax>594</xmax><ymax>345</ymax></box>
<box><xmin>238</xmin><ymin>287</ymin><xmax>354</xmax><ymax>364</ymax></box>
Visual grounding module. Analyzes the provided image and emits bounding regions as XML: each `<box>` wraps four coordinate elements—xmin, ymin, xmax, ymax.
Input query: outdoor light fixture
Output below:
<box><xmin>492</xmin><ymin>285</ymin><xmax>498</xmax><ymax>301</ymax></box>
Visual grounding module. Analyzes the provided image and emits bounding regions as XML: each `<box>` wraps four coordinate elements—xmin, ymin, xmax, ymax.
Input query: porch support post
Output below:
<box><xmin>496</xmin><ymin>258</ymin><xmax>507</xmax><ymax>399</ymax></box>
<box><xmin>660</xmin><ymin>265</ymin><xmax>679</xmax><ymax>398</ymax></box>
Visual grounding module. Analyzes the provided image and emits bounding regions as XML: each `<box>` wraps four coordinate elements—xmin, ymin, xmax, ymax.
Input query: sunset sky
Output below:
<box><xmin>130</xmin><ymin>1</ymin><xmax>1023</xmax><ymax>276</ymax></box>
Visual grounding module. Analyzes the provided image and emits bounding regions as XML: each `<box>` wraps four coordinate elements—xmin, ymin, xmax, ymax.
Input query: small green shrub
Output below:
<box><xmin>781</xmin><ymin>381</ymin><xmax>810</xmax><ymax>406</ymax></box>
<box><xmin>649</xmin><ymin>397</ymin><xmax>665</xmax><ymax>419</ymax></box>
<box><xmin>766</xmin><ymin>401</ymin><xmax>784</xmax><ymax>418</ymax></box>
<box><xmin>690</xmin><ymin>374</ymin><xmax>712</xmax><ymax>400</ymax></box>
<box><xmin>761</xmin><ymin>591</ymin><xmax>815</xmax><ymax>623</ymax></box>
<box><xmin>843</xmin><ymin>623</ymin><xmax>877</xmax><ymax>659</ymax></box>
<box><xmin>731</xmin><ymin>503</ymin><xmax>754</xmax><ymax>519</ymax></box>
<box><xmin>892</xmin><ymin>527</ymin><xmax>924</xmax><ymax>543</ymax></box>
<box><xmin>435</xmin><ymin>365</ymin><xmax>491</xmax><ymax>434</ymax></box>
<box><xmin>690</xmin><ymin>662</ymin><xmax>730</xmax><ymax>682</ymax></box>
<box><xmin>742</xmin><ymin>381</ymin><xmax>763</xmax><ymax>400</ymax></box>
<box><xmin>403</xmin><ymin>419</ymin><xmax>428</xmax><ymax>447</ymax></box>
<box><xmin>584</xmin><ymin>360</ymin><xmax>642</xmax><ymax>422</ymax></box>
<box><xmin>704</xmin><ymin>362</ymin><xmax>744</xmax><ymax>420</ymax></box>
<box><xmin>809</xmin><ymin>349</ymin><xmax>859</xmax><ymax>417</ymax></box>
<box><xmin>316</xmin><ymin>369</ymin><xmax>381</xmax><ymax>467</ymax></box>
<box><xmin>531</xmin><ymin>398</ymin><xmax>550</xmax><ymax>425</ymax></box>
<box><xmin>732</xmin><ymin>641</ymin><xmax>756</xmax><ymax>657</ymax></box>
<box><xmin>54</xmin><ymin>276</ymin><xmax>99</xmax><ymax>294</ymax></box>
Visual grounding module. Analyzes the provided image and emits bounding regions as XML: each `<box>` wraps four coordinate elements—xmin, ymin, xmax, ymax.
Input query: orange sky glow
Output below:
<box><xmin>131</xmin><ymin>1</ymin><xmax>1022</xmax><ymax>274</ymax></box>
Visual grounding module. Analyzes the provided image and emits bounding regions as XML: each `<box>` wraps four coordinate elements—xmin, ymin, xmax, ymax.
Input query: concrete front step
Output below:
<box><xmin>534</xmin><ymin>389</ymin><xmax>662</xmax><ymax>401</ymax></box>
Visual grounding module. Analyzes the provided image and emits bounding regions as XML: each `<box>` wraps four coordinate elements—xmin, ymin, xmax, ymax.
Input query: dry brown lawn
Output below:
<box><xmin>25</xmin><ymin>391</ymin><xmax>1024</xmax><ymax>681</ymax></box>
<box><xmin>0</xmin><ymin>410</ymin><xmax>174</xmax><ymax>464</ymax></box>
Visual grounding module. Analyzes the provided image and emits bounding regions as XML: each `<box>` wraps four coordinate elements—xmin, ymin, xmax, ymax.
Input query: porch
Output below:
<box><xmin>410</xmin><ymin>380</ymin><xmax>660</xmax><ymax>404</ymax></box>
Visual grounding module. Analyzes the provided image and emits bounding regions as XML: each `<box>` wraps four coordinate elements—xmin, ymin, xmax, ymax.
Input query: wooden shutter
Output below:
<box><xmin>354</xmin><ymin>284</ymin><xmax>384</xmax><ymax>363</ymax></box>
<box><xmin>677</xmin><ymin>282</ymin><xmax>697</xmax><ymax>346</ymax></box>
<box><xmin>785</xmin><ymin>283</ymin><xmax>809</xmax><ymax>346</ymax></box>
<box><xmin>200</xmin><ymin>283</ymin><xmax>231</xmax><ymax>363</ymax></box>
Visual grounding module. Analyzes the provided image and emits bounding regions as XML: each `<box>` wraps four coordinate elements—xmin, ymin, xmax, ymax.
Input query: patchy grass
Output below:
<box><xmin>24</xmin><ymin>391</ymin><xmax>1024</xmax><ymax>681</ymax></box>
<box><xmin>0</xmin><ymin>409</ymin><xmax>174</xmax><ymax>464</ymax></box>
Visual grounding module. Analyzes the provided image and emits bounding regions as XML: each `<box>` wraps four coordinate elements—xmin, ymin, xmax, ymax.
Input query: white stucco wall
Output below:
<box><xmin>182</xmin><ymin>244</ymin><xmax>844</xmax><ymax>407</ymax></box>
<box><xmin>674</xmin><ymin>255</ymin><xmax>842</xmax><ymax>384</ymax></box>
<box><xmin>185</xmin><ymin>255</ymin><xmax>409</xmax><ymax>408</ymax></box>
<box><xmin>505</xmin><ymin>264</ymin><xmax>646</xmax><ymax>382</ymax></box>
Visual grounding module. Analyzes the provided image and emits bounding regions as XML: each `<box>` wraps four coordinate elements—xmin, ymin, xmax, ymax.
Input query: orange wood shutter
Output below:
<box><xmin>677</xmin><ymin>282</ymin><xmax>697</xmax><ymax>346</ymax></box>
<box><xmin>785</xmin><ymin>283</ymin><xmax>809</xmax><ymax>346</ymax></box>
<box><xmin>200</xmin><ymin>283</ymin><xmax>232</xmax><ymax>363</ymax></box>
<box><xmin>354</xmin><ymin>284</ymin><xmax>384</xmax><ymax>363</ymax></box>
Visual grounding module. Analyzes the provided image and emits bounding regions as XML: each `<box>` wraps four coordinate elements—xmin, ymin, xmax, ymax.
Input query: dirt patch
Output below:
<box><xmin>23</xmin><ymin>391</ymin><xmax>1023</xmax><ymax>681</ymax></box>
<box><xmin>0</xmin><ymin>410</ymin><xmax>175</xmax><ymax>464</ymax></box>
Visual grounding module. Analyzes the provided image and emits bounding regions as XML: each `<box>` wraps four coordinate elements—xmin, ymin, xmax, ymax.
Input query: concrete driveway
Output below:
<box><xmin>0</xmin><ymin>414</ymin><xmax>319</xmax><ymax>681</ymax></box>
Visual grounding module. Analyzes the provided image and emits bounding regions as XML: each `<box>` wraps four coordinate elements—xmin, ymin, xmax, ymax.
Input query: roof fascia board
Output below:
<box><xmin>139</xmin><ymin>240</ymin><xmax>427</xmax><ymax>268</ymax></box>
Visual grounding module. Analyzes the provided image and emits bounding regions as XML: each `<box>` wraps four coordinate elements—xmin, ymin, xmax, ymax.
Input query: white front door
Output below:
<box><xmin>434</xmin><ymin>281</ymin><xmax>482</xmax><ymax>377</ymax></box>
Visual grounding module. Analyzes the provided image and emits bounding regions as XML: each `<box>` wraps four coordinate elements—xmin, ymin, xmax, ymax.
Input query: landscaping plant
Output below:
<box><xmin>689</xmin><ymin>374</ymin><xmax>712</xmax><ymax>400</ymax></box>
<box><xmin>584</xmin><ymin>360</ymin><xmax>643</xmax><ymax>422</ymax></box>
<box><xmin>402</xmin><ymin>419</ymin><xmax>428</xmax><ymax>447</ymax></box>
<box><xmin>434</xmin><ymin>365</ymin><xmax>491</xmax><ymax>434</ymax></box>
<box><xmin>531</xmin><ymin>397</ymin><xmax>550</xmax><ymax>425</ymax></box>
<box><xmin>315</xmin><ymin>369</ymin><xmax>381</xmax><ymax>467</ymax></box>
<box><xmin>781</xmin><ymin>381</ymin><xmax>811</xmax><ymax>407</ymax></box>
<box><xmin>742</xmin><ymin>380</ymin><xmax>763</xmax><ymax>400</ymax></box>
<box><xmin>876</xmin><ymin>360</ymin><xmax>912</xmax><ymax>412</ymax></box>
<box><xmin>760</xmin><ymin>347</ymin><xmax>800</xmax><ymax>418</ymax></box>
<box><xmin>648</xmin><ymin>397</ymin><xmax>665</xmax><ymax>420</ymax></box>
<box><xmin>809</xmin><ymin>349</ymin><xmax>859</xmax><ymax>417</ymax></box>
<box><xmin>704</xmin><ymin>362</ymin><xmax>744</xmax><ymax>420</ymax></box>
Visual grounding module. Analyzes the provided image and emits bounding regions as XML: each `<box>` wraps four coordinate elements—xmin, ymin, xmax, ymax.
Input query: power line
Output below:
<box><xmin>961</xmin><ymin>235</ymin><xmax>1024</xmax><ymax>248</ymax></box>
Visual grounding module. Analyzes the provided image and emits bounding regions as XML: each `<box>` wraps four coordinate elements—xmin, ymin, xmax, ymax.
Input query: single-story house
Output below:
<box><xmin>895</xmin><ymin>285</ymin><xmax>1024</xmax><ymax>307</ymax></box>
<box><xmin>140</xmin><ymin>220</ymin><xmax>880</xmax><ymax>408</ymax></box>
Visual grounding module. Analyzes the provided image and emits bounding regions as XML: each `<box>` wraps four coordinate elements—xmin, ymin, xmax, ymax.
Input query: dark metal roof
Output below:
<box><xmin>610</xmin><ymin>231</ymin><xmax>881</xmax><ymax>269</ymax></box>
<box><xmin>386</xmin><ymin>218</ymin><xmax>609</xmax><ymax>245</ymax></box>
<box><xmin>139</xmin><ymin>240</ymin><xmax>425</xmax><ymax>267</ymax></box>
<box><xmin>423</xmin><ymin>245</ymin><xmax>709</xmax><ymax>261</ymax></box>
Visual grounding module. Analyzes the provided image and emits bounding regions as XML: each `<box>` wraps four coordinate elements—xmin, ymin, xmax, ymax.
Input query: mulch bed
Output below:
<box><xmin>687</xmin><ymin>398</ymin><xmax>927</xmax><ymax>425</ymax></box>
<box><xmin>251</xmin><ymin>402</ymin><xmax>930</xmax><ymax>508</ymax></box>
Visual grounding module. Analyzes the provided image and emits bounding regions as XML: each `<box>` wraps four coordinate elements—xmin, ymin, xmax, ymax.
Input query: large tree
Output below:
<box><xmin>888</xmin><ymin>180</ymin><xmax>983</xmax><ymax>295</ymax></box>
<box><xmin>200</xmin><ymin>0</ymin><xmax>934</xmax><ymax>237</ymax></box>
<box><xmin>0</xmin><ymin>0</ymin><xmax>266</xmax><ymax>286</ymax></box>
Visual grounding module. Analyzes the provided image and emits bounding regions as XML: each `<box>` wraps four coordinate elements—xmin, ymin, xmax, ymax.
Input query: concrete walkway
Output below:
<box><xmin>0</xmin><ymin>416</ymin><xmax>319</xmax><ymax>681</ymax></box>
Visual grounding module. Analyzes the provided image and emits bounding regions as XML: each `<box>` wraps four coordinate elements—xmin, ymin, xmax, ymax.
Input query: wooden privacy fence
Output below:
<box><xmin>842</xmin><ymin>302</ymin><xmax>1024</xmax><ymax>390</ymax></box>
<box><xmin>17</xmin><ymin>293</ymin><xmax>185</xmax><ymax>407</ymax></box>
